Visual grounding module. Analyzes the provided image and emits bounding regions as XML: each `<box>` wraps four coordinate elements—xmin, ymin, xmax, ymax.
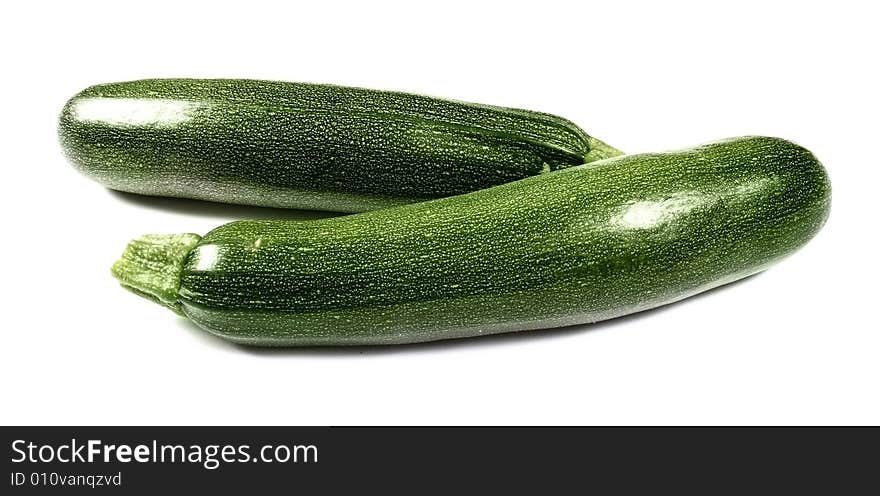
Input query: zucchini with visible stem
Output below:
<box><xmin>112</xmin><ymin>136</ymin><xmax>830</xmax><ymax>347</ymax></box>
<box><xmin>59</xmin><ymin>78</ymin><xmax>622</xmax><ymax>213</ymax></box>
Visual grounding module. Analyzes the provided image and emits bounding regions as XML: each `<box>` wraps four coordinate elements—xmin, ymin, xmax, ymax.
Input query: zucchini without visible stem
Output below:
<box><xmin>112</xmin><ymin>137</ymin><xmax>831</xmax><ymax>346</ymax></box>
<box><xmin>59</xmin><ymin>79</ymin><xmax>622</xmax><ymax>212</ymax></box>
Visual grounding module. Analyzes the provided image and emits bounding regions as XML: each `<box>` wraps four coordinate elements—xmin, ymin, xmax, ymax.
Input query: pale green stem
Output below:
<box><xmin>585</xmin><ymin>136</ymin><xmax>625</xmax><ymax>162</ymax></box>
<box><xmin>111</xmin><ymin>233</ymin><xmax>202</xmax><ymax>315</ymax></box>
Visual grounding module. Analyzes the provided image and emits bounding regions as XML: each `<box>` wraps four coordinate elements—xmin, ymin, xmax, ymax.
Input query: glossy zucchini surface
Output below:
<box><xmin>60</xmin><ymin>79</ymin><xmax>621</xmax><ymax>212</ymax></box>
<box><xmin>112</xmin><ymin>136</ymin><xmax>830</xmax><ymax>346</ymax></box>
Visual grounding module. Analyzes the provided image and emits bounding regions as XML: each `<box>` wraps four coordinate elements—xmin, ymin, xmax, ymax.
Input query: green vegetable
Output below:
<box><xmin>112</xmin><ymin>136</ymin><xmax>830</xmax><ymax>346</ymax></box>
<box><xmin>58</xmin><ymin>78</ymin><xmax>621</xmax><ymax>213</ymax></box>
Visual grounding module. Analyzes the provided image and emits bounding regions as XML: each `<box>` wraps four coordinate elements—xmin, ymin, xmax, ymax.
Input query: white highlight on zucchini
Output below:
<box><xmin>615</xmin><ymin>192</ymin><xmax>701</xmax><ymax>230</ymax></box>
<box><xmin>191</xmin><ymin>244</ymin><xmax>220</xmax><ymax>272</ymax></box>
<box><xmin>71</xmin><ymin>97</ymin><xmax>203</xmax><ymax>127</ymax></box>
<box><xmin>732</xmin><ymin>176</ymin><xmax>773</xmax><ymax>196</ymax></box>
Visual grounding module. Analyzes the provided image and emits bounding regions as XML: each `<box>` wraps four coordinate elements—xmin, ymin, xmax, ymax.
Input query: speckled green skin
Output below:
<box><xmin>59</xmin><ymin>79</ymin><xmax>620</xmax><ymax>213</ymax></box>
<box><xmin>114</xmin><ymin>137</ymin><xmax>830</xmax><ymax>346</ymax></box>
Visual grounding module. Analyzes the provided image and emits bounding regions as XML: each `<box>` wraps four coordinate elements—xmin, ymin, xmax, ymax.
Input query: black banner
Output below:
<box><xmin>2</xmin><ymin>427</ymin><xmax>876</xmax><ymax>493</ymax></box>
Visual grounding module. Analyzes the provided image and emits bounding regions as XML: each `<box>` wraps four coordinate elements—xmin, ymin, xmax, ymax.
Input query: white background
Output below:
<box><xmin>2</xmin><ymin>1</ymin><xmax>877</xmax><ymax>425</ymax></box>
